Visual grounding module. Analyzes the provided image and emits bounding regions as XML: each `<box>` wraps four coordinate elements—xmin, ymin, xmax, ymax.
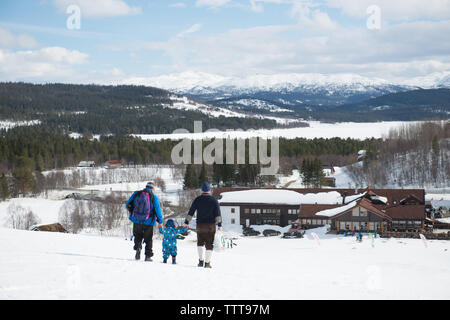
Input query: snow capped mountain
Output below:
<box><xmin>400</xmin><ymin>71</ymin><xmax>450</xmax><ymax>89</ymax></box>
<box><xmin>130</xmin><ymin>71</ymin><xmax>395</xmax><ymax>94</ymax></box>
<box><xmin>124</xmin><ymin>71</ymin><xmax>450</xmax><ymax>116</ymax></box>
<box><xmin>125</xmin><ymin>71</ymin><xmax>427</xmax><ymax>107</ymax></box>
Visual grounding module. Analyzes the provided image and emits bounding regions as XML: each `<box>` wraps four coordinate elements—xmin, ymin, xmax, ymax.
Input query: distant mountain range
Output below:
<box><xmin>129</xmin><ymin>70</ymin><xmax>450</xmax><ymax>104</ymax></box>
<box><xmin>127</xmin><ymin>71</ymin><xmax>450</xmax><ymax>121</ymax></box>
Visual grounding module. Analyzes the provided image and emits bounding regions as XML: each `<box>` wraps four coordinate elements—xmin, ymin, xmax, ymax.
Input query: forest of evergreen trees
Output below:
<box><xmin>347</xmin><ymin>121</ymin><xmax>450</xmax><ymax>188</ymax></box>
<box><xmin>0</xmin><ymin>82</ymin><xmax>277</xmax><ymax>134</ymax></box>
<box><xmin>0</xmin><ymin>125</ymin><xmax>376</xmax><ymax>197</ymax></box>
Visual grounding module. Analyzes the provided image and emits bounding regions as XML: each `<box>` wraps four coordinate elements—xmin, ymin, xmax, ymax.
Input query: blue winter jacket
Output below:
<box><xmin>126</xmin><ymin>188</ymin><xmax>163</xmax><ymax>226</ymax></box>
<box><xmin>159</xmin><ymin>226</ymin><xmax>187</xmax><ymax>244</ymax></box>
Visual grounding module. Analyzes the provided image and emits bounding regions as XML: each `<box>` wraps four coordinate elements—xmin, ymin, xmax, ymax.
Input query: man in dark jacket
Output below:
<box><xmin>185</xmin><ymin>182</ymin><xmax>222</xmax><ymax>268</ymax></box>
<box><xmin>126</xmin><ymin>182</ymin><xmax>163</xmax><ymax>261</ymax></box>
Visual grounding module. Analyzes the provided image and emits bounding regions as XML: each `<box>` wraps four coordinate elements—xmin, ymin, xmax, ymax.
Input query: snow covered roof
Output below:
<box><xmin>219</xmin><ymin>189</ymin><xmax>343</xmax><ymax>205</ymax></box>
<box><xmin>315</xmin><ymin>201</ymin><xmax>357</xmax><ymax>217</ymax></box>
<box><xmin>219</xmin><ymin>189</ymin><xmax>303</xmax><ymax>205</ymax></box>
<box><xmin>343</xmin><ymin>192</ymin><xmax>366</xmax><ymax>204</ymax></box>
<box><xmin>315</xmin><ymin>198</ymin><xmax>392</xmax><ymax>219</ymax></box>
<box><xmin>370</xmin><ymin>195</ymin><xmax>388</xmax><ymax>204</ymax></box>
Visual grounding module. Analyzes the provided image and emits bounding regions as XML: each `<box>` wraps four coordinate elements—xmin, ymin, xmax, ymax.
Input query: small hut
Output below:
<box><xmin>30</xmin><ymin>223</ymin><xmax>68</xmax><ymax>233</ymax></box>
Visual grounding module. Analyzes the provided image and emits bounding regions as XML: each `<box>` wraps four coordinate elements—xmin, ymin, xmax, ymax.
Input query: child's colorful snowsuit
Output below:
<box><xmin>158</xmin><ymin>224</ymin><xmax>187</xmax><ymax>260</ymax></box>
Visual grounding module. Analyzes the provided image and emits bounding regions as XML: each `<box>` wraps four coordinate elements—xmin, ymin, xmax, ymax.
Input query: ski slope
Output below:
<box><xmin>1</xmin><ymin>226</ymin><xmax>449</xmax><ymax>300</ymax></box>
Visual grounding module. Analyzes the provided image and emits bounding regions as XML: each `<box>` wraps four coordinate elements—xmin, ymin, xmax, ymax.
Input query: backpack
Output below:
<box><xmin>132</xmin><ymin>190</ymin><xmax>156</xmax><ymax>222</ymax></box>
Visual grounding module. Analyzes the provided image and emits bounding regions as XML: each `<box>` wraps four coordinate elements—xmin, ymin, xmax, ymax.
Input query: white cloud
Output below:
<box><xmin>0</xmin><ymin>46</ymin><xmax>89</xmax><ymax>81</ymax></box>
<box><xmin>169</xmin><ymin>2</ymin><xmax>187</xmax><ymax>8</ymax></box>
<box><xmin>53</xmin><ymin>0</ymin><xmax>142</xmax><ymax>18</ymax></box>
<box><xmin>327</xmin><ymin>0</ymin><xmax>450</xmax><ymax>20</ymax></box>
<box><xmin>0</xmin><ymin>28</ymin><xmax>39</xmax><ymax>49</ymax></box>
<box><xmin>176</xmin><ymin>24</ymin><xmax>203</xmax><ymax>38</ymax></box>
<box><xmin>290</xmin><ymin>0</ymin><xmax>337</xmax><ymax>30</ymax></box>
<box><xmin>195</xmin><ymin>0</ymin><xmax>231</xmax><ymax>8</ymax></box>
<box><xmin>137</xmin><ymin>17</ymin><xmax>450</xmax><ymax>81</ymax></box>
<box><xmin>249</xmin><ymin>0</ymin><xmax>264</xmax><ymax>12</ymax></box>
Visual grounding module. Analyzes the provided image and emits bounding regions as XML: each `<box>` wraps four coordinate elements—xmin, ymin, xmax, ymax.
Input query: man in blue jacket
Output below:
<box><xmin>126</xmin><ymin>182</ymin><xmax>163</xmax><ymax>261</ymax></box>
<box><xmin>185</xmin><ymin>182</ymin><xmax>222</xmax><ymax>268</ymax></box>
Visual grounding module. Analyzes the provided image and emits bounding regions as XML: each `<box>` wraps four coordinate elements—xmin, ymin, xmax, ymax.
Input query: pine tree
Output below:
<box><xmin>198</xmin><ymin>163</ymin><xmax>207</xmax><ymax>186</ymax></box>
<box><xmin>212</xmin><ymin>162</ymin><xmax>222</xmax><ymax>185</ymax></box>
<box><xmin>183</xmin><ymin>164</ymin><xmax>197</xmax><ymax>190</ymax></box>
<box><xmin>12</xmin><ymin>167</ymin><xmax>36</xmax><ymax>195</ymax></box>
<box><xmin>312</xmin><ymin>158</ymin><xmax>325</xmax><ymax>188</ymax></box>
<box><xmin>0</xmin><ymin>174</ymin><xmax>9</xmax><ymax>201</ymax></box>
<box><xmin>301</xmin><ymin>159</ymin><xmax>312</xmax><ymax>187</ymax></box>
<box><xmin>432</xmin><ymin>135</ymin><xmax>440</xmax><ymax>155</ymax></box>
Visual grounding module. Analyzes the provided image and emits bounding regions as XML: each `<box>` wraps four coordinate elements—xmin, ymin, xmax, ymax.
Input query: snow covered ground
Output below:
<box><xmin>277</xmin><ymin>167</ymin><xmax>355</xmax><ymax>189</ymax></box>
<box><xmin>134</xmin><ymin>121</ymin><xmax>418</xmax><ymax>141</ymax></box>
<box><xmin>0</xmin><ymin>198</ymin><xmax>67</xmax><ymax>226</ymax></box>
<box><xmin>0</xmin><ymin>119</ymin><xmax>41</xmax><ymax>131</ymax></box>
<box><xmin>1</xmin><ymin>226</ymin><xmax>449</xmax><ymax>300</ymax></box>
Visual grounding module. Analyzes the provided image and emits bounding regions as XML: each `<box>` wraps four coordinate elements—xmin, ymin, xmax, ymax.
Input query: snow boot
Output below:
<box><xmin>163</xmin><ymin>258</ymin><xmax>167</xmax><ymax>263</ymax></box>
<box><xmin>198</xmin><ymin>260</ymin><xmax>204</xmax><ymax>267</ymax></box>
<box><xmin>135</xmin><ymin>248</ymin><xmax>141</xmax><ymax>260</ymax></box>
<box><xmin>172</xmin><ymin>256</ymin><xmax>176</xmax><ymax>265</ymax></box>
<box><xmin>204</xmin><ymin>262</ymin><xmax>212</xmax><ymax>269</ymax></box>
<box><xmin>145</xmin><ymin>255</ymin><xmax>153</xmax><ymax>262</ymax></box>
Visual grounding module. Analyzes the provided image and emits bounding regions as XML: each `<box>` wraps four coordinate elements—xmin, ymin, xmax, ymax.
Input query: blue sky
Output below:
<box><xmin>0</xmin><ymin>0</ymin><xmax>449</xmax><ymax>84</ymax></box>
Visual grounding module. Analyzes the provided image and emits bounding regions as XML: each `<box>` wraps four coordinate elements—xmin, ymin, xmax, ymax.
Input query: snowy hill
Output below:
<box><xmin>163</xmin><ymin>95</ymin><xmax>300</xmax><ymax>124</ymax></box>
<box><xmin>1</xmin><ymin>226</ymin><xmax>449</xmax><ymax>299</ymax></box>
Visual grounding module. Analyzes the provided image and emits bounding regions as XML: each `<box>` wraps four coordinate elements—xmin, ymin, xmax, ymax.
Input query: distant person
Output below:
<box><xmin>185</xmin><ymin>182</ymin><xmax>222</xmax><ymax>268</ymax></box>
<box><xmin>357</xmin><ymin>231</ymin><xmax>363</xmax><ymax>242</ymax></box>
<box><xmin>126</xmin><ymin>182</ymin><xmax>163</xmax><ymax>261</ymax></box>
<box><xmin>158</xmin><ymin>219</ymin><xmax>187</xmax><ymax>264</ymax></box>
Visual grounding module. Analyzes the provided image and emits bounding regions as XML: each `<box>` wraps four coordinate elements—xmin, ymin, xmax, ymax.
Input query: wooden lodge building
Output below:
<box><xmin>215</xmin><ymin>187</ymin><xmax>428</xmax><ymax>233</ymax></box>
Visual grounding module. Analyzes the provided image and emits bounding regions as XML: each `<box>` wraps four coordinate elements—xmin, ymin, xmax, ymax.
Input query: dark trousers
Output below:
<box><xmin>133</xmin><ymin>223</ymin><xmax>154</xmax><ymax>257</ymax></box>
<box><xmin>196</xmin><ymin>224</ymin><xmax>216</xmax><ymax>250</ymax></box>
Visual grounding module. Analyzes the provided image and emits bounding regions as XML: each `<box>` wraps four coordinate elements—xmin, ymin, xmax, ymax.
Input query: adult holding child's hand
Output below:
<box><xmin>184</xmin><ymin>182</ymin><xmax>222</xmax><ymax>269</ymax></box>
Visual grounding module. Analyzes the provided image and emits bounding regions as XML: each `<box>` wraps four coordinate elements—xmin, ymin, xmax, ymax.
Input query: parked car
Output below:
<box><xmin>242</xmin><ymin>227</ymin><xmax>261</xmax><ymax>236</ymax></box>
<box><xmin>263</xmin><ymin>229</ymin><xmax>281</xmax><ymax>237</ymax></box>
<box><xmin>283</xmin><ymin>222</ymin><xmax>305</xmax><ymax>238</ymax></box>
<box><xmin>64</xmin><ymin>192</ymin><xmax>82</xmax><ymax>200</ymax></box>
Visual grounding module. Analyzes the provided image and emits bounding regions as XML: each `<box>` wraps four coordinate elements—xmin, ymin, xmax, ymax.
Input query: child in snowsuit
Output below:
<box><xmin>158</xmin><ymin>219</ymin><xmax>187</xmax><ymax>264</ymax></box>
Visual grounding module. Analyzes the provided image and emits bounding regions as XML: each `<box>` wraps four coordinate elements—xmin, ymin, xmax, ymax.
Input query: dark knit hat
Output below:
<box><xmin>165</xmin><ymin>219</ymin><xmax>175</xmax><ymax>228</ymax></box>
<box><xmin>201</xmin><ymin>182</ymin><xmax>211</xmax><ymax>192</ymax></box>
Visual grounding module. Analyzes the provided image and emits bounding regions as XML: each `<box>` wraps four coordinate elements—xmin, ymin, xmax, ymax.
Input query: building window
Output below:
<box><xmin>231</xmin><ymin>219</ymin><xmax>236</xmax><ymax>224</ymax></box>
<box><xmin>256</xmin><ymin>209</ymin><xmax>261</xmax><ymax>214</ymax></box>
<box><xmin>352</xmin><ymin>208</ymin><xmax>359</xmax><ymax>216</ymax></box>
<box><xmin>244</xmin><ymin>208</ymin><xmax>249</xmax><ymax>214</ymax></box>
<box><xmin>231</xmin><ymin>208</ymin><xmax>235</xmax><ymax>213</ymax></box>
<box><xmin>251</xmin><ymin>209</ymin><xmax>256</xmax><ymax>214</ymax></box>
